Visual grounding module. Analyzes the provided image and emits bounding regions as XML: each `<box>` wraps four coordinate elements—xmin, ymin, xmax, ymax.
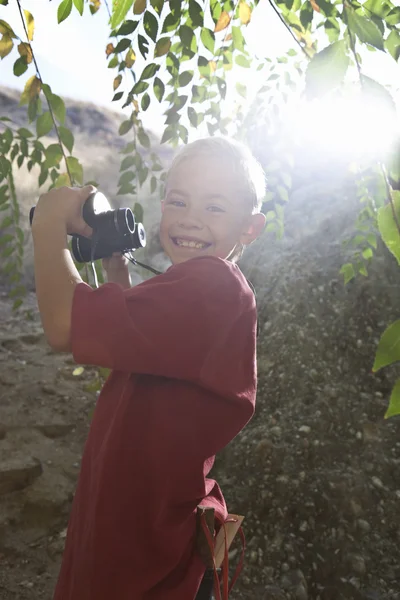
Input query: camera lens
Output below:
<box><xmin>115</xmin><ymin>208</ymin><xmax>135</xmax><ymax>235</ymax></box>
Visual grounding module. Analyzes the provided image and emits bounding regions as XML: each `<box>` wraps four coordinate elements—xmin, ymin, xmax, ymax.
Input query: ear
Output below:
<box><xmin>240</xmin><ymin>213</ymin><xmax>266</xmax><ymax>246</ymax></box>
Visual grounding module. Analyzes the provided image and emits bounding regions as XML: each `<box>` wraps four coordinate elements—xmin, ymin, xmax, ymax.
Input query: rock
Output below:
<box><xmin>357</xmin><ymin>519</ymin><xmax>371</xmax><ymax>533</ymax></box>
<box><xmin>35</xmin><ymin>424</ymin><xmax>74</xmax><ymax>439</ymax></box>
<box><xmin>348</xmin><ymin>554</ymin><xmax>366</xmax><ymax>576</ymax></box>
<box><xmin>299</xmin><ymin>425</ymin><xmax>311</xmax><ymax>434</ymax></box>
<box><xmin>262</xmin><ymin>585</ymin><xmax>286</xmax><ymax>600</ymax></box>
<box><xmin>0</xmin><ymin>456</ymin><xmax>42</xmax><ymax>495</ymax></box>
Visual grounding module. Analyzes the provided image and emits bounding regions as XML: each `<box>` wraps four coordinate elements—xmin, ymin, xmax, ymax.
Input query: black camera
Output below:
<box><xmin>29</xmin><ymin>191</ymin><xmax>146</xmax><ymax>263</ymax></box>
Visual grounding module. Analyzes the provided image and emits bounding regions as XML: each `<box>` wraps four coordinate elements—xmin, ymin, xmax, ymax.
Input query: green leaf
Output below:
<box><xmin>138</xmin><ymin>165</ymin><xmax>149</xmax><ymax>186</ymax></box>
<box><xmin>162</xmin><ymin>12</ymin><xmax>180</xmax><ymax>33</ymax></box>
<box><xmin>179</xmin><ymin>70</ymin><xmax>193</xmax><ymax>87</ymax></box>
<box><xmin>51</xmin><ymin>94</ymin><xmax>66</xmax><ymax>124</ymax></box>
<box><xmin>385</xmin><ymin>30</ymin><xmax>400</xmax><ymax>62</ymax></box>
<box><xmin>114</xmin><ymin>38</ymin><xmax>131</xmax><ymax>53</ymax></box>
<box><xmin>141</xmin><ymin>93</ymin><xmax>150</xmax><ymax>111</ymax></box>
<box><xmin>132</xmin><ymin>81</ymin><xmax>149</xmax><ymax>94</ymax></box>
<box><xmin>111</xmin><ymin>0</ymin><xmax>134</xmax><ymax>29</ymax></box>
<box><xmin>73</xmin><ymin>0</ymin><xmax>84</xmax><ymax>15</ymax></box>
<box><xmin>59</xmin><ymin>126</ymin><xmax>74</xmax><ymax>153</ymax></box>
<box><xmin>138</xmin><ymin>34</ymin><xmax>149</xmax><ymax>59</ymax></box>
<box><xmin>45</xmin><ymin>143</ymin><xmax>63</xmax><ymax>167</ymax></box>
<box><xmin>141</xmin><ymin>62</ymin><xmax>160</xmax><ymax>79</ymax></box>
<box><xmin>0</xmin><ymin>34</ymin><xmax>13</xmax><ymax>58</ymax></box>
<box><xmin>66</xmin><ymin>156</ymin><xmax>83</xmax><ymax>185</ymax></box>
<box><xmin>361</xmin><ymin>75</ymin><xmax>397</xmax><ymax>118</ymax></box>
<box><xmin>231</xmin><ymin>25</ymin><xmax>245</xmax><ymax>52</ymax></box>
<box><xmin>373</xmin><ymin>319</ymin><xmax>400</xmax><ymax>372</ymax></box>
<box><xmin>236</xmin><ymin>82</ymin><xmax>246</xmax><ymax>98</ymax></box>
<box><xmin>277</xmin><ymin>185</ymin><xmax>289</xmax><ymax>202</ymax></box>
<box><xmin>119</xmin><ymin>120</ymin><xmax>133</xmax><ymax>135</ymax></box>
<box><xmin>363</xmin><ymin>0</ymin><xmax>392</xmax><ymax>19</ymax></box>
<box><xmin>161</xmin><ymin>125</ymin><xmax>175</xmax><ymax>144</ymax></box>
<box><xmin>189</xmin><ymin>0</ymin><xmax>203</xmax><ymax>27</ymax></box>
<box><xmin>13</xmin><ymin>56</ymin><xmax>28</xmax><ymax>77</ymax></box>
<box><xmin>117</xmin><ymin>19</ymin><xmax>138</xmax><ymax>35</ymax></box>
<box><xmin>144</xmin><ymin>11</ymin><xmax>159</xmax><ymax>42</ymax></box>
<box><xmin>134</xmin><ymin>202</ymin><xmax>144</xmax><ymax>223</ymax></box>
<box><xmin>340</xmin><ymin>262</ymin><xmax>355</xmax><ymax>284</ymax></box>
<box><xmin>120</xmin><ymin>155</ymin><xmax>135</xmax><ymax>171</ymax></box>
<box><xmin>386</xmin><ymin>7</ymin><xmax>400</xmax><ymax>26</ymax></box>
<box><xmin>235</xmin><ymin>54</ymin><xmax>251</xmax><ymax>68</ymax></box>
<box><xmin>155</xmin><ymin>37</ymin><xmax>171</xmax><ymax>57</ymax></box>
<box><xmin>150</xmin><ymin>175</ymin><xmax>157</xmax><ymax>194</ymax></box>
<box><xmin>346</xmin><ymin>10</ymin><xmax>385</xmax><ymax>51</ymax></box>
<box><xmin>200</xmin><ymin>28</ymin><xmax>215</xmax><ymax>54</ymax></box>
<box><xmin>179</xmin><ymin>24</ymin><xmax>194</xmax><ymax>48</ymax></box>
<box><xmin>18</xmin><ymin>127</ymin><xmax>33</xmax><ymax>138</ymax></box>
<box><xmin>153</xmin><ymin>77</ymin><xmax>165</xmax><ymax>102</ymax></box>
<box><xmin>138</xmin><ymin>129</ymin><xmax>150</xmax><ymax>148</ymax></box>
<box><xmin>385</xmin><ymin>378</ymin><xmax>400</xmax><ymax>419</ymax></box>
<box><xmin>324</xmin><ymin>17</ymin><xmax>340</xmax><ymax>43</ymax></box>
<box><xmin>36</xmin><ymin>112</ymin><xmax>53</xmax><ymax>137</ymax></box>
<box><xmin>305</xmin><ymin>40</ymin><xmax>349</xmax><ymax>98</ymax></box>
<box><xmin>377</xmin><ymin>191</ymin><xmax>400</xmax><ymax>265</ymax></box>
<box><xmin>58</xmin><ymin>0</ymin><xmax>73</xmax><ymax>23</ymax></box>
<box><xmin>119</xmin><ymin>170</ymin><xmax>135</xmax><ymax>186</ymax></box>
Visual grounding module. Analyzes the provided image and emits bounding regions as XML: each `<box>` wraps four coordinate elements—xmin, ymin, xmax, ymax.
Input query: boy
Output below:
<box><xmin>31</xmin><ymin>137</ymin><xmax>266</xmax><ymax>600</ymax></box>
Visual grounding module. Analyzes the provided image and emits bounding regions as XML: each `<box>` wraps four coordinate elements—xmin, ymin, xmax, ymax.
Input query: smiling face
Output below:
<box><xmin>160</xmin><ymin>155</ymin><xmax>265</xmax><ymax>265</ymax></box>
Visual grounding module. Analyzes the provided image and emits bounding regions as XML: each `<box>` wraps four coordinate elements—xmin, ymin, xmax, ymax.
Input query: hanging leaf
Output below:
<box><xmin>189</xmin><ymin>0</ymin><xmax>203</xmax><ymax>27</ymax></box>
<box><xmin>373</xmin><ymin>319</ymin><xmax>400</xmax><ymax>372</ymax></box>
<box><xmin>0</xmin><ymin>34</ymin><xmax>13</xmax><ymax>58</ymax></box>
<box><xmin>305</xmin><ymin>40</ymin><xmax>349</xmax><ymax>98</ymax></box>
<box><xmin>23</xmin><ymin>10</ymin><xmax>34</xmax><ymax>41</ymax></box>
<box><xmin>50</xmin><ymin>94</ymin><xmax>66</xmax><ymax>124</ymax></box>
<box><xmin>141</xmin><ymin>62</ymin><xmax>160</xmax><ymax>79</ymax></box>
<box><xmin>201</xmin><ymin>28</ymin><xmax>215</xmax><ymax>54</ymax></box>
<box><xmin>141</xmin><ymin>93</ymin><xmax>150</xmax><ymax>111</ymax></box>
<box><xmin>18</xmin><ymin>42</ymin><xmax>33</xmax><ymax>64</ymax></box>
<box><xmin>58</xmin><ymin>0</ymin><xmax>73</xmax><ymax>23</ymax></box>
<box><xmin>111</xmin><ymin>0</ymin><xmax>134</xmax><ymax>28</ymax></box>
<box><xmin>114</xmin><ymin>38</ymin><xmax>131</xmax><ymax>53</ymax></box>
<box><xmin>377</xmin><ymin>191</ymin><xmax>400</xmax><ymax>265</ymax></box>
<box><xmin>119</xmin><ymin>120</ymin><xmax>133</xmax><ymax>135</ymax></box>
<box><xmin>138</xmin><ymin>128</ymin><xmax>150</xmax><ymax>148</ymax></box>
<box><xmin>89</xmin><ymin>0</ymin><xmax>101</xmax><ymax>13</ymax></box>
<box><xmin>138</xmin><ymin>34</ymin><xmax>149</xmax><ymax>58</ymax></box>
<box><xmin>73</xmin><ymin>0</ymin><xmax>84</xmax><ymax>15</ymax></box>
<box><xmin>153</xmin><ymin>77</ymin><xmax>165</xmax><ymax>102</ymax></box>
<box><xmin>106</xmin><ymin>43</ymin><xmax>115</xmax><ymax>56</ymax></box>
<box><xmin>125</xmin><ymin>47</ymin><xmax>136</xmax><ymax>67</ymax></box>
<box><xmin>13</xmin><ymin>56</ymin><xmax>28</xmax><ymax>77</ymax></box>
<box><xmin>180</xmin><ymin>25</ymin><xmax>194</xmax><ymax>48</ymax></box>
<box><xmin>54</xmin><ymin>173</ymin><xmax>71</xmax><ymax>188</ymax></box>
<box><xmin>0</xmin><ymin>20</ymin><xmax>17</xmax><ymax>38</ymax></box>
<box><xmin>144</xmin><ymin>11</ymin><xmax>158</xmax><ymax>42</ymax></box>
<box><xmin>385</xmin><ymin>378</ymin><xmax>400</xmax><ymax>419</ymax></box>
<box><xmin>179</xmin><ymin>70</ymin><xmax>194</xmax><ymax>87</ymax></box>
<box><xmin>44</xmin><ymin>144</ymin><xmax>63</xmax><ymax>168</ymax></box>
<box><xmin>346</xmin><ymin>10</ymin><xmax>385</xmax><ymax>51</ymax></box>
<box><xmin>214</xmin><ymin>11</ymin><xmax>231</xmax><ymax>33</ymax></box>
<box><xmin>361</xmin><ymin>75</ymin><xmax>397</xmax><ymax>118</ymax></box>
<box><xmin>134</xmin><ymin>0</ymin><xmax>147</xmax><ymax>15</ymax></box>
<box><xmin>36</xmin><ymin>112</ymin><xmax>53</xmax><ymax>137</ymax></box>
<box><xmin>114</xmin><ymin>74</ymin><xmax>122</xmax><ymax>90</ymax></box>
<box><xmin>385</xmin><ymin>30</ymin><xmax>400</xmax><ymax>62</ymax></box>
<box><xmin>66</xmin><ymin>156</ymin><xmax>84</xmax><ymax>185</ymax></box>
<box><xmin>154</xmin><ymin>37</ymin><xmax>171</xmax><ymax>57</ymax></box>
<box><xmin>239</xmin><ymin>2</ymin><xmax>251</xmax><ymax>25</ymax></box>
<box><xmin>59</xmin><ymin>125</ymin><xmax>74</xmax><ymax>152</ymax></box>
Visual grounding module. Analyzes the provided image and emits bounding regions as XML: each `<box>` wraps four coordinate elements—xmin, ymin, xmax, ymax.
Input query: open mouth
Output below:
<box><xmin>171</xmin><ymin>237</ymin><xmax>211</xmax><ymax>250</ymax></box>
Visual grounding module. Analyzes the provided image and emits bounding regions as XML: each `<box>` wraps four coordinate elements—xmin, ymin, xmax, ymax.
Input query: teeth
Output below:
<box><xmin>176</xmin><ymin>239</ymin><xmax>206</xmax><ymax>249</ymax></box>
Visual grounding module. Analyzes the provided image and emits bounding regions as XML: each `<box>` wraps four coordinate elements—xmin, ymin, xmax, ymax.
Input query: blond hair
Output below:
<box><xmin>166</xmin><ymin>136</ymin><xmax>266</xmax><ymax>213</ymax></box>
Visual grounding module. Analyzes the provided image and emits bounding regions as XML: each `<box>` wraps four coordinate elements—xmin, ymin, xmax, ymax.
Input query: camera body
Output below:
<box><xmin>29</xmin><ymin>191</ymin><xmax>146</xmax><ymax>263</ymax></box>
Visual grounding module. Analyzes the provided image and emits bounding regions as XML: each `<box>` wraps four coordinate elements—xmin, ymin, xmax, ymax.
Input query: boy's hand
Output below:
<box><xmin>102</xmin><ymin>253</ymin><xmax>131</xmax><ymax>290</ymax></box>
<box><xmin>32</xmin><ymin>185</ymin><xmax>96</xmax><ymax>238</ymax></box>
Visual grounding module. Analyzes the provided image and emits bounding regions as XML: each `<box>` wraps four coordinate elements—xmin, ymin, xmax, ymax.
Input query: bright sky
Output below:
<box><xmin>0</xmin><ymin>0</ymin><xmax>399</xmax><ymax>139</ymax></box>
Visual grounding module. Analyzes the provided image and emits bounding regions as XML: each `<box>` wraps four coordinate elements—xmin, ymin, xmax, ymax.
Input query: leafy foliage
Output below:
<box><xmin>0</xmin><ymin>0</ymin><xmax>399</xmax><ymax>414</ymax></box>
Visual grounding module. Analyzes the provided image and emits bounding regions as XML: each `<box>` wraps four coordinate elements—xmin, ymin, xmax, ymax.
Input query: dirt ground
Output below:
<box><xmin>0</xmin><ymin>287</ymin><xmax>98</xmax><ymax>599</ymax></box>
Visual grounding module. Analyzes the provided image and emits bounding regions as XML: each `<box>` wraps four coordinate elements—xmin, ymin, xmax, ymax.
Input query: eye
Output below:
<box><xmin>167</xmin><ymin>198</ymin><xmax>186</xmax><ymax>207</ymax></box>
<box><xmin>208</xmin><ymin>205</ymin><xmax>225</xmax><ymax>213</ymax></box>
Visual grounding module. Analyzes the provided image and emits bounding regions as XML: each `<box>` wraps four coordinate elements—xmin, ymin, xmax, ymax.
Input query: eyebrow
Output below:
<box><xmin>166</xmin><ymin>189</ymin><xmax>231</xmax><ymax>204</ymax></box>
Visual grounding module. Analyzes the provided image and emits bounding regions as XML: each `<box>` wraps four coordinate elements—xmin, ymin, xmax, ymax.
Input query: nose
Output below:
<box><xmin>177</xmin><ymin>208</ymin><xmax>203</xmax><ymax>230</ymax></box>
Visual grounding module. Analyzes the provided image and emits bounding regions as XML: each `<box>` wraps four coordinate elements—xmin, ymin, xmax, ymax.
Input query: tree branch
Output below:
<box><xmin>268</xmin><ymin>0</ymin><xmax>311</xmax><ymax>59</ymax></box>
<box><xmin>16</xmin><ymin>0</ymin><xmax>74</xmax><ymax>185</ymax></box>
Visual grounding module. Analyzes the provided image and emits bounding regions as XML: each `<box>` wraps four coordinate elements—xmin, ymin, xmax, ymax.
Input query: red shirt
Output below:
<box><xmin>53</xmin><ymin>256</ymin><xmax>257</xmax><ymax>600</ymax></box>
